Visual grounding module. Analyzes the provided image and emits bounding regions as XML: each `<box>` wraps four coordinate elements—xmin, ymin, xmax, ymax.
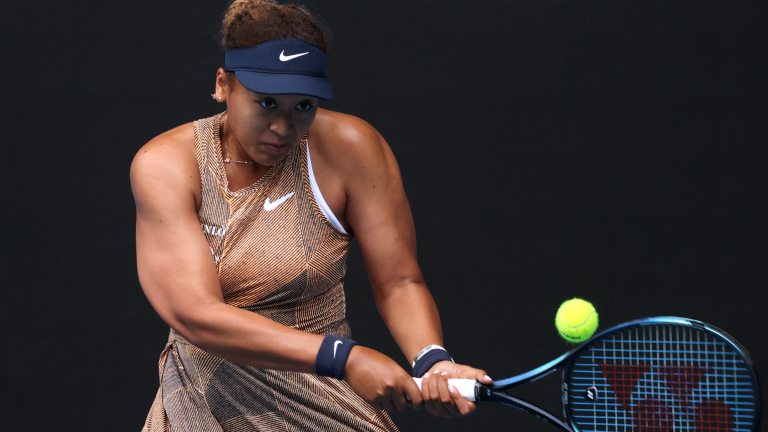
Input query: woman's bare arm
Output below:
<box><xmin>312</xmin><ymin>113</ymin><xmax>492</xmax><ymax>417</ymax></box>
<box><xmin>131</xmin><ymin>125</ymin><xmax>323</xmax><ymax>373</ymax></box>
<box><xmin>313</xmin><ymin>114</ymin><xmax>443</xmax><ymax>361</ymax></box>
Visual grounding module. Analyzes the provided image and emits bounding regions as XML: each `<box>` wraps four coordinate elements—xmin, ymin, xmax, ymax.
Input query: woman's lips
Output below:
<box><xmin>262</xmin><ymin>142</ymin><xmax>288</xmax><ymax>153</ymax></box>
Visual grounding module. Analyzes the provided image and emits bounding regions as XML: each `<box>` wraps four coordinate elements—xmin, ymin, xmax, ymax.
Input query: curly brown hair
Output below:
<box><xmin>221</xmin><ymin>0</ymin><xmax>328</xmax><ymax>52</ymax></box>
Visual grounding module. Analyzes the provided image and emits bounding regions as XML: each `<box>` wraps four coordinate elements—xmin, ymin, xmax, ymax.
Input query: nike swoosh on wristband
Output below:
<box><xmin>264</xmin><ymin>192</ymin><xmax>295</xmax><ymax>211</ymax></box>
<box><xmin>279</xmin><ymin>50</ymin><xmax>309</xmax><ymax>61</ymax></box>
<box><xmin>333</xmin><ymin>340</ymin><xmax>343</xmax><ymax>358</ymax></box>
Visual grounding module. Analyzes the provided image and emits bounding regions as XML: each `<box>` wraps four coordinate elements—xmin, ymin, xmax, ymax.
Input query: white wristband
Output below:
<box><xmin>412</xmin><ymin>344</ymin><xmax>449</xmax><ymax>367</ymax></box>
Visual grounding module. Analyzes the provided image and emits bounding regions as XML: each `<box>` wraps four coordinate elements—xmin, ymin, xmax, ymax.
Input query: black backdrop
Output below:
<box><xmin>1</xmin><ymin>0</ymin><xmax>766</xmax><ymax>431</ymax></box>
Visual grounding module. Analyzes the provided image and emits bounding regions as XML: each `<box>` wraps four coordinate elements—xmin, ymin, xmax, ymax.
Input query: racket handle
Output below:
<box><xmin>412</xmin><ymin>378</ymin><xmax>477</xmax><ymax>402</ymax></box>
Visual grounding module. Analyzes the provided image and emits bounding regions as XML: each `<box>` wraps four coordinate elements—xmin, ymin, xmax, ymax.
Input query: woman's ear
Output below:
<box><xmin>213</xmin><ymin>68</ymin><xmax>231</xmax><ymax>102</ymax></box>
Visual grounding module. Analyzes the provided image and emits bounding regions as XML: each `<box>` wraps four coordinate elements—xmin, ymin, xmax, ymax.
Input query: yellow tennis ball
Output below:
<box><xmin>556</xmin><ymin>298</ymin><xmax>598</xmax><ymax>343</ymax></box>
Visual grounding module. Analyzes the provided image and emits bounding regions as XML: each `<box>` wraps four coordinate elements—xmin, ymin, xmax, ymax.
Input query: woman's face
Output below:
<box><xmin>217</xmin><ymin>70</ymin><xmax>319</xmax><ymax>167</ymax></box>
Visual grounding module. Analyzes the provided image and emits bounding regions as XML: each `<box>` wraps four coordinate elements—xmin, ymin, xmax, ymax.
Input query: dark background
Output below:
<box><xmin>1</xmin><ymin>0</ymin><xmax>766</xmax><ymax>430</ymax></box>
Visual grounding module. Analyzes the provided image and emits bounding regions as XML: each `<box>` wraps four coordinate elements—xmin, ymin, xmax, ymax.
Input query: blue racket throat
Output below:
<box><xmin>470</xmin><ymin>317</ymin><xmax>761</xmax><ymax>432</ymax></box>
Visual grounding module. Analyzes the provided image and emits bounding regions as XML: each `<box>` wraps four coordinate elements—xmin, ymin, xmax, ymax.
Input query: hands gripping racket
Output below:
<box><xmin>414</xmin><ymin>317</ymin><xmax>762</xmax><ymax>432</ymax></box>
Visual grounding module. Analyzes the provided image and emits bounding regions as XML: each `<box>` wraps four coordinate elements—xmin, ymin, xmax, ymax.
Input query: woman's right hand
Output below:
<box><xmin>344</xmin><ymin>346</ymin><xmax>423</xmax><ymax>412</ymax></box>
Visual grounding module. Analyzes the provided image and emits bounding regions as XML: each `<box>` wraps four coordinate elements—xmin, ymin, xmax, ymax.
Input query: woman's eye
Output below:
<box><xmin>296</xmin><ymin>103</ymin><xmax>313</xmax><ymax>111</ymax></box>
<box><xmin>260</xmin><ymin>101</ymin><xmax>277</xmax><ymax>109</ymax></box>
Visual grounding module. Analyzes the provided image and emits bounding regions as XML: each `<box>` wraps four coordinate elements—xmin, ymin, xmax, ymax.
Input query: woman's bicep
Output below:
<box><xmin>344</xmin><ymin>132</ymin><xmax>424</xmax><ymax>293</ymax></box>
<box><xmin>131</xmin><ymin>144</ymin><xmax>223</xmax><ymax>342</ymax></box>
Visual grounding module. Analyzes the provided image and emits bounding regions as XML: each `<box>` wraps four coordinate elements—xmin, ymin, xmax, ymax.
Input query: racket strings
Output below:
<box><xmin>567</xmin><ymin>324</ymin><xmax>756</xmax><ymax>432</ymax></box>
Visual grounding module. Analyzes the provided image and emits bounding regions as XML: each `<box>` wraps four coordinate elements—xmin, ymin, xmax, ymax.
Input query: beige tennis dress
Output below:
<box><xmin>141</xmin><ymin>113</ymin><xmax>398</xmax><ymax>432</ymax></box>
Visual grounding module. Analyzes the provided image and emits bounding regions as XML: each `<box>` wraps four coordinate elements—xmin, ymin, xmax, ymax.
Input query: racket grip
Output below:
<box><xmin>412</xmin><ymin>378</ymin><xmax>477</xmax><ymax>402</ymax></box>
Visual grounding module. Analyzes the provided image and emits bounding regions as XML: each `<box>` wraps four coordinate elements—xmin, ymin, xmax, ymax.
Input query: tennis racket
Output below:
<box><xmin>413</xmin><ymin>317</ymin><xmax>762</xmax><ymax>432</ymax></box>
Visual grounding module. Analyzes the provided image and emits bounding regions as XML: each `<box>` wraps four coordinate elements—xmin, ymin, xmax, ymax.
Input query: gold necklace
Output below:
<box><xmin>221</xmin><ymin>113</ymin><xmax>255</xmax><ymax>164</ymax></box>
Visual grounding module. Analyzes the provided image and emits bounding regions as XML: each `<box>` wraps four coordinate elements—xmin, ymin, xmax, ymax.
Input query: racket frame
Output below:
<box><xmin>474</xmin><ymin>316</ymin><xmax>762</xmax><ymax>432</ymax></box>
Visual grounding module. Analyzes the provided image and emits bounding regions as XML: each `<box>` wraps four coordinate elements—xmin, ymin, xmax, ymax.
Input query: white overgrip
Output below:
<box><xmin>412</xmin><ymin>378</ymin><xmax>477</xmax><ymax>402</ymax></box>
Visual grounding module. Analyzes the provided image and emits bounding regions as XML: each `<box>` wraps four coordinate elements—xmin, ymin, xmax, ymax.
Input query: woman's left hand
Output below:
<box><xmin>419</xmin><ymin>360</ymin><xmax>493</xmax><ymax>418</ymax></box>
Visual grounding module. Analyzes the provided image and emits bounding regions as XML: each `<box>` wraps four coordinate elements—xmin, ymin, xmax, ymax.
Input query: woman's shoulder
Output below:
<box><xmin>134</xmin><ymin>122</ymin><xmax>196</xmax><ymax>163</ymax></box>
<box><xmin>308</xmin><ymin>109</ymin><xmax>401</xmax><ymax>195</ymax></box>
<box><xmin>309</xmin><ymin>109</ymin><xmax>390</xmax><ymax>168</ymax></box>
<box><xmin>130</xmin><ymin>122</ymin><xmax>199</xmax><ymax>200</ymax></box>
<box><xmin>311</xmin><ymin>109</ymin><xmax>380</xmax><ymax>143</ymax></box>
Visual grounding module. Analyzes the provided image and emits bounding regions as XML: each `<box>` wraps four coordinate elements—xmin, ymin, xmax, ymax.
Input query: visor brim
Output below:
<box><xmin>234</xmin><ymin>71</ymin><xmax>333</xmax><ymax>100</ymax></box>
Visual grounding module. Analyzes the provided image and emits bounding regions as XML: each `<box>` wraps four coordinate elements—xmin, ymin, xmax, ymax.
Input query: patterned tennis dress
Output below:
<box><xmin>142</xmin><ymin>113</ymin><xmax>398</xmax><ymax>432</ymax></box>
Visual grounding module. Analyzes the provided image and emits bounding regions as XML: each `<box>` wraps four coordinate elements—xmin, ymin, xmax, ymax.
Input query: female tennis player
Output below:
<box><xmin>132</xmin><ymin>1</ymin><xmax>492</xmax><ymax>430</ymax></box>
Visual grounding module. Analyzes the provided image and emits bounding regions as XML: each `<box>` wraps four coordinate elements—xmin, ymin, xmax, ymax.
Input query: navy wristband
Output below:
<box><xmin>315</xmin><ymin>335</ymin><xmax>357</xmax><ymax>380</ymax></box>
<box><xmin>412</xmin><ymin>349</ymin><xmax>453</xmax><ymax>378</ymax></box>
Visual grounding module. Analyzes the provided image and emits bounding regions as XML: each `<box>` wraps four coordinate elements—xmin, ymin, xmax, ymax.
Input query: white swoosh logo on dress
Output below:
<box><xmin>333</xmin><ymin>340</ymin><xmax>343</xmax><ymax>358</ymax></box>
<box><xmin>264</xmin><ymin>192</ymin><xmax>295</xmax><ymax>211</ymax></box>
<box><xmin>279</xmin><ymin>51</ymin><xmax>309</xmax><ymax>61</ymax></box>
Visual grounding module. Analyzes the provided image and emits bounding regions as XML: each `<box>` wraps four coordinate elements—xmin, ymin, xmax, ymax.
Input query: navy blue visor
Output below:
<box><xmin>224</xmin><ymin>39</ymin><xmax>333</xmax><ymax>100</ymax></box>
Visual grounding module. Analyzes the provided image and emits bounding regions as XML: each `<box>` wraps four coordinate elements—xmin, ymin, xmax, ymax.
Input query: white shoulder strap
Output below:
<box><xmin>306</xmin><ymin>141</ymin><xmax>348</xmax><ymax>234</ymax></box>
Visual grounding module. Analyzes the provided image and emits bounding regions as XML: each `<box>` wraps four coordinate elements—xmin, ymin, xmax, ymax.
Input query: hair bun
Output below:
<box><xmin>221</xmin><ymin>0</ymin><xmax>327</xmax><ymax>52</ymax></box>
<box><xmin>226</xmin><ymin>0</ymin><xmax>269</xmax><ymax>20</ymax></box>
<box><xmin>230</xmin><ymin>0</ymin><xmax>269</xmax><ymax>10</ymax></box>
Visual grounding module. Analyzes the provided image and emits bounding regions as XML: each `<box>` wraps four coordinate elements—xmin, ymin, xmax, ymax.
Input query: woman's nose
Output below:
<box><xmin>269</xmin><ymin>115</ymin><xmax>291</xmax><ymax>137</ymax></box>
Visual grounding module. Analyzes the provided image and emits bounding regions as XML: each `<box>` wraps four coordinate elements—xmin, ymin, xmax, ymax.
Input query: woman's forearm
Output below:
<box><xmin>179</xmin><ymin>302</ymin><xmax>324</xmax><ymax>373</ymax></box>
<box><xmin>375</xmin><ymin>282</ymin><xmax>444</xmax><ymax>363</ymax></box>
